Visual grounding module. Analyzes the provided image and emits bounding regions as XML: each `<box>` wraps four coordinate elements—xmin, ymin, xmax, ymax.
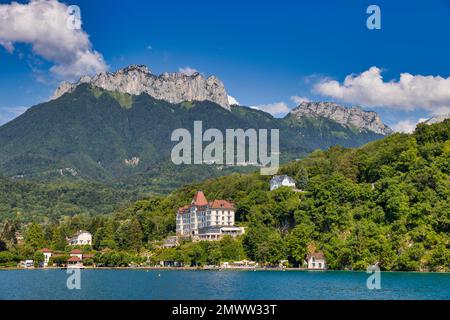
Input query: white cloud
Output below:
<box><xmin>0</xmin><ymin>0</ymin><xmax>107</xmax><ymax>79</ymax></box>
<box><xmin>290</xmin><ymin>95</ymin><xmax>310</xmax><ymax>105</ymax></box>
<box><xmin>252</xmin><ymin>102</ymin><xmax>290</xmax><ymax>117</ymax></box>
<box><xmin>0</xmin><ymin>40</ymin><xmax>14</xmax><ymax>53</ymax></box>
<box><xmin>314</xmin><ymin>67</ymin><xmax>450</xmax><ymax>115</ymax></box>
<box><xmin>0</xmin><ymin>106</ymin><xmax>28</xmax><ymax>125</ymax></box>
<box><xmin>178</xmin><ymin>66</ymin><xmax>198</xmax><ymax>76</ymax></box>
<box><xmin>227</xmin><ymin>95</ymin><xmax>240</xmax><ymax>106</ymax></box>
<box><xmin>392</xmin><ymin>118</ymin><xmax>428</xmax><ymax>133</ymax></box>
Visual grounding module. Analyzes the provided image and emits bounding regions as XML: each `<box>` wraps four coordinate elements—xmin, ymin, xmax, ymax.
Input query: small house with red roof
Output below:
<box><xmin>67</xmin><ymin>256</ymin><xmax>84</xmax><ymax>268</ymax></box>
<box><xmin>67</xmin><ymin>250</ymin><xmax>93</xmax><ymax>268</ymax></box>
<box><xmin>70</xmin><ymin>249</ymin><xmax>83</xmax><ymax>260</ymax></box>
<box><xmin>176</xmin><ymin>191</ymin><xmax>244</xmax><ymax>241</ymax></box>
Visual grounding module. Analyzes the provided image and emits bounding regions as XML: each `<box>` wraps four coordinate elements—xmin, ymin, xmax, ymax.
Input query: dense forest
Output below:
<box><xmin>1</xmin><ymin>120</ymin><xmax>449</xmax><ymax>271</ymax></box>
<box><xmin>0</xmin><ymin>164</ymin><xmax>255</xmax><ymax>222</ymax></box>
<box><xmin>0</xmin><ymin>178</ymin><xmax>141</xmax><ymax>221</ymax></box>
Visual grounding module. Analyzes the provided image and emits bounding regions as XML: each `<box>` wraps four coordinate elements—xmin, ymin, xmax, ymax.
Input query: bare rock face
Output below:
<box><xmin>290</xmin><ymin>101</ymin><xmax>393</xmax><ymax>135</ymax></box>
<box><xmin>53</xmin><ymin>64</ymin><xmax>230</xmax><ymax>109</ymax></box>
<box><xmin>425</xmin><ymin>113</ymin><xmax>450</xmax><ymax>125</ymax></box>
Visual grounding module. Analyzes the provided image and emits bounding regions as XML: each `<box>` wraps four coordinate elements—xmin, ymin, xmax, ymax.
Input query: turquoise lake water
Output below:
<box><xmin>0</xmin><ymin>269</ymin><xmax>449</xmax><ymax>300</ymax></box>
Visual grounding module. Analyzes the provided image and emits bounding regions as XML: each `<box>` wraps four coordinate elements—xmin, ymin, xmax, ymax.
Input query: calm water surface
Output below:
<box><xmin>0</xmin><ymin>269</ymin><xmax>449</xmax><ymax>300</ymax></box>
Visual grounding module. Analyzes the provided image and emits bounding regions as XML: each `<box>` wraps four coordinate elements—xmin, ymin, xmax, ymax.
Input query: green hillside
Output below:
<box><xmin>0</xmin><ymin>177</ymin><xmax>141</xmax><ymax>222</ymax></box>
<box><xmin>3</xmin><ymin>120</ymin><xmax>448</xmax><ymax>271</ymax></box>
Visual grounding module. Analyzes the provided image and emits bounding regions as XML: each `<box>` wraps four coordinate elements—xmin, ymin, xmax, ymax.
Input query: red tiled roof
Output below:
<box><xmin>192</xmin><ymin>191</ymin><xmax>208</xmax><ymax>206</ymax></box>
<box><xmin>67</xmin><ymin>256</ymin><xmax>81</xmax><ymax>262</ymax></box>
<box><xmin>209</xmin><ymin>200</ymin><xmax>234</xmax><ymax>209</ymax></box>
<box><xmin>178</xmin><ymin>192</ymin><xmax>235</xmax><ymax>213</ymax></box>
<box><xmin>70</xmin><ymin>249</ymin><xmax>82</xmax><ymax>254</ymax></box>
<box><xmin>40</xmin><ymin>248</ymin><xmax>52</xmax><ymax>253</ymax></box>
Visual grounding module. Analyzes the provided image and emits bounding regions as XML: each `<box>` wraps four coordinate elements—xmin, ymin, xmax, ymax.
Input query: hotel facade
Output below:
<box><xmin>176</xmin><ymin>191</ymin><xmax>244</xmax><ymax>241</ymax></box>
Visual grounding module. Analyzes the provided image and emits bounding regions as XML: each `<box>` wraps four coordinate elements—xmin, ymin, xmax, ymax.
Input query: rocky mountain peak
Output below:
<box><xmin>120</xmin><ymin>64</ymin><xmax>151</xmax><ymax>74</ymax></box>
<box><xmin>52</xmin><ymin>65</ymin><xmax>230</xmax><ymax>109</ymax></box>
<box><xmin>289</xmin><ymin>101</ymin><xmax>393</xmax><ymax>135</ymax></box>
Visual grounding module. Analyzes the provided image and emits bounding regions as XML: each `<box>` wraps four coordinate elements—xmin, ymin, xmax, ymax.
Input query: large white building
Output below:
<box><xmin>176</xmin><ymin>191</ymin><xmax>244</xmax><ymax>241</ymax></box>
<box><xmin>68</xmin><ymin>230</ymin><xmax>92</xmax><ymax>246</ymax></box>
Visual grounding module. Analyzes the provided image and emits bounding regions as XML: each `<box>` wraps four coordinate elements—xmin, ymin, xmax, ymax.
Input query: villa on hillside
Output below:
<box><xmin>68</xmin><ymin>230</ymin><xmax>92</xmax><ymax>246</ymax></box>
<box><xmin>306</xmin><ymin>252</ymin><xmax>327</xmax><ymax>270</ymax></box>
<box><xmin>270</xmin><ymin>175</ymin><xmax>296</xmax><ymax>191</ymax></box>
<box><xmin>176</xmin><ymin>191</ymin><xmax>245</xmax><ymax>241</ymax></box>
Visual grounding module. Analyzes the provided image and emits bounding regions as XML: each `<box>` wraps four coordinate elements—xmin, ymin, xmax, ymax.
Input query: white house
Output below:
<box><xmin>176</xmin><ymin>191</ymin><xmax>244</xmax><ymax>241</ymax></box>
<box><xmin>270</xmin><ymin>175</ymin><xmax>296</xmax><ymax>191</ymax></box>
<box><xmin>68</xmin><ymin>230</ymin><xmax>92</xmax><ymax>245</ymax></box>
<box><xmin>40</xmin><ymin>248</ymin><xmax>52</xmax><ymax>267</ymax></box>
<box><xmin>306</xmin><ymin>252</ymin><xmax>327</xmax><ymax>270</ymax></box>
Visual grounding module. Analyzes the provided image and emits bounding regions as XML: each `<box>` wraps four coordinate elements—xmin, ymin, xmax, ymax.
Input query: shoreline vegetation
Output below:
<box><xmin>1</xmin><ymin>121</ymin><xmax>449</xmax><ymax>273</ymax></box>
<box><xmin>1</xmin><ymin>266</ymin><xmax>449</xmax><ymax>273</ymax></box>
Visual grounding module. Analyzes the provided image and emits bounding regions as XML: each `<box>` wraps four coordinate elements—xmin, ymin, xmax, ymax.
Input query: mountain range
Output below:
<box><xmin>289</xmin><ymin>101</ymin><xmax>392</xmax><ymax>135</ymax></box>
<box><xmin>0</xmin><ymin>65</ymin><xmax>392</xmax><ymax>191</ymax></box>
<box><xmin>53</xmin><ymin>64</ymin><xmax>230</xmax><ymax>109</ymax></box>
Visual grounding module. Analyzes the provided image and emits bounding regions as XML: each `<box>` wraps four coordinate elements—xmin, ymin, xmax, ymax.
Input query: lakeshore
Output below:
<box><xmin>1</xmin><ymin>266</ymin><xmax>449</xmax><ymax>273</ymax></box>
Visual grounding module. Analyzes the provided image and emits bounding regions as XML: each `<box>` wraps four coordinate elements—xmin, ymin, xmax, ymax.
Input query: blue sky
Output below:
<box><xmin>1</xmin><ymin>0</ymin><xmax>449</xmax><ymax>131</ymax></box>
